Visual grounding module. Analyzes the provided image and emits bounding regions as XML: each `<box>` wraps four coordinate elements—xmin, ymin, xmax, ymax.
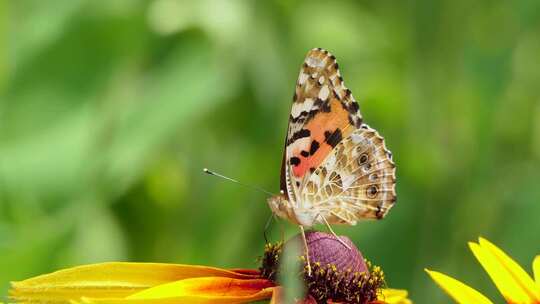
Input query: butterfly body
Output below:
<box><xmin>268</xmin><ymin>48</ymin><xmax>396</xmax><ymax>228</ymax></box>
<box><xmin>267</xmin><ymin>195</ymin><xmax>318</xmax><ymax>227</ymax></box>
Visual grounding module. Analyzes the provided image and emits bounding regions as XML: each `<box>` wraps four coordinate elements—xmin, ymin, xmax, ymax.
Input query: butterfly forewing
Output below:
<box><xmin>281</xmin><ymin>48</ymin><xmax>363</xmax><ymax>207</ymax></box>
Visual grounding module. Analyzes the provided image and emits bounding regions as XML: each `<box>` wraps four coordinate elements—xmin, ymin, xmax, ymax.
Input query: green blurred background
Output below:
<box><xmin>1</xmin><ymin>1</ymin><xmax>540</xmax><ymax>303</ymax></box>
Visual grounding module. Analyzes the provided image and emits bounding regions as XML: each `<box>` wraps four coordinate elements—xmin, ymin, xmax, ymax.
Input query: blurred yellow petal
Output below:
<box><xmin>378</xmin><ymin>288</ymin><xmax>412</xmax><ymax>304</ymax></box>
<box><xmin>80</xmin><ymin>278</ymin><xmax>275</xmax><ymax>304</ymax></box>
<box><xmin>10</xmin><ymin>262</ymin><xmax>259</xmax><ymax>303</ymax></box>
<box><xmin>425</xmin><ymin>269</ymin><xmax>493</xmax><ymax>304</ymax></box>
<box><xmin>471</xmin><ymin>239</ymin><xmax>540</xmax><ymax>302</ymax></box>
<box><xmin>534</xmin><ymin>256</ymin><xmax>540</xmax><ymax>288</ymax></box>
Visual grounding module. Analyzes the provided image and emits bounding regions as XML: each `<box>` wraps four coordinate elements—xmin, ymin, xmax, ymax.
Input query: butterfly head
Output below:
<box><xmin>267</xmin><ymin>194</ymin><xmax>295</xmax><ymax>222</ymax></box>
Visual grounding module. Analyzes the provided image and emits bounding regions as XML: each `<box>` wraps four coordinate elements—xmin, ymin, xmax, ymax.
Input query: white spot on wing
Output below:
<box><xmin>290</xmin><ymin>102</ymin><xmax>303</xmax><ymax>117</ymax></box>
<box><xmin>351</xmin><ymin>133</ymin><xmax>364</xmax><ymax>144</ymax></box>
<box><xmin>306</xmin><ymin>57</ymin><xmax>318</xmax><ymax>67</ymax></box>
<box><xmin>341</xmin><ymin>174</ymin><xmax>356</xmax><ymax>189</ymax></box>
<box><xmin>306</xmin><ymin>56</ymin><xmax>326</xmax><ymax>68</ymax></box>
<box><xmin>310</xmin><ymin>173</ymin><xmax>322</xmax><ymax>186</ymax></box>
<box><xmin>298</xmin><ymin>72</ymin><xmax>308</xmax><ymax>85</ymax></box>
<box><xmin>304</xmin><ymin>97</ymin><xmax>314</xmax><ymax>109</ymax></box>
<box><xmin>319</xmin><ymin>85</ymin><xmax>330</xmax><ymax>100</ymax></box>
<box><xmin>291</xmin><ymin>98</ymin><xmax>313</xmax><ymax>117</ymax></box>
<box><xmin>325</xmin><ymin>153</ymin><xmax>337</xmax><ymax>167</ymax></box>
<box><xmin>288</xmin><ymin>137</ymin><xmax>311</xmax><ymax>156</ymax></box>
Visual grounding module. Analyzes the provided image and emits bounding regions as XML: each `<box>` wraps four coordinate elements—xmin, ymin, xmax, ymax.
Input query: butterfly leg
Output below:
<box><xmin>330</xmin><ymin>211</ymin><xmax>356</xmax><ymax>225</ymax></box>
<box><xmin>263</xmin><ymin>213</ymin><xmax>275</xmax><ymax>244</ymax></box>
<box><xmin>299</xmin><ymin>225</ymin><xmax>312</xmax><ymax>276</ymax></box>
<box><xmin>318</xmin><ymin>213</ymin><xmax>351</xmax><ymax>250</ymax></box>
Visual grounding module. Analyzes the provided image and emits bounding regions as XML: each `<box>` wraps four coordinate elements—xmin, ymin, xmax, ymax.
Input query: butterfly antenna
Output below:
<box><xmin>203</xmin><ymin>168</ymin><xmax>275</xmax><ymax>196</ymax></box>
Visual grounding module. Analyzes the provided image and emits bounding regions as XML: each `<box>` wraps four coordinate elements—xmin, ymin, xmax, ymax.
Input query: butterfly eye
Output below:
<box><xmin>358</xmin><ymin>153</ymin><xmax>369</xmax><ymax>165</ymax></box>
<box><xmin>367</xmin><ymin>185</ymin><xmax>379</xmax><ymax>198</ymax></box>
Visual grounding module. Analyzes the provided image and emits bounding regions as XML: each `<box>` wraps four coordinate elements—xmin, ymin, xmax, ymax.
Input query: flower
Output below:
<box><xmin>262</xmin><ymin>231</ymin><xmax>392</xmax><ymax>304</ymax></box>
<box><xmin>426</xmin><ymin>237</ymin><xmax>540</xmax><ymax>304</ymax></box>
<box><xmin>9</xmin><ymin>232</ymin><xmax>410</xmax><ymax>304</ymax></box>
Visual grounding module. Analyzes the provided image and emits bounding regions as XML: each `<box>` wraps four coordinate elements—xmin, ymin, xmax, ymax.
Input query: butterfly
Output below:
<box><xmin>267</xmin><ymin>48</ymin><xmax>396</xmax><ymax>269</ymax></box>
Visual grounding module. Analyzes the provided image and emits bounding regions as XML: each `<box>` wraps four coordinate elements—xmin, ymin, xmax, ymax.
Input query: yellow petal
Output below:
<box><xmin>80</xmin><ymin>278</ymin><xmax>275</xmax><ymax>304</ymax></box>
<box><xmin>471</xmin><ymin>238</ymin><xmax>540</xmax><ymax>302</ymax></box>
<box><xmin>378</xmin><ymin>288</ymin><xmax>411</xmax><ymax>304</ymax></box>
<box><xmin>10</xmin><ymin>262</ymin><xmax>259</xmax><ymax>303</ymax></box>
<box><xmin>425</xmin><ymin>269</ymin><xmax>493</xmax><ymax>304</ymax></box>
<box><xmin>128</xmin><ymin>277</ymin><xmax>274</xmax><ymax>299</ymax></box>
<box><xmin>533</xmin><ymin>256</ymin><xmax>540</xmax><ymax>288</ymax></box>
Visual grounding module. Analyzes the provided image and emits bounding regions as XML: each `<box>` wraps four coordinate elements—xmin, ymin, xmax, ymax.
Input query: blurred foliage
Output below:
<box><xmin>1</xmin><ymin>0</ymin><xmax>540</xmax><ymax>303</ymax></box>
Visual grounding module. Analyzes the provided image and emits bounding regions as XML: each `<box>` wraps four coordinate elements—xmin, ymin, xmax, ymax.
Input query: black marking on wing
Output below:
<box><xmin>349</xmin><ymin>101</ymin><xmax>359</xmax><ymax>113</ymax></box>
<box><xmin>287</xmin><ymin>129</ymin><xmax>311</xmax><ymax>145</ymax></box>
<box><xmin>324</xmin><ymin>129</ymin><xmax>343</xmax><ymax>148</ymax></box>
<box><xmin>376</xmin><ymin>204</ymin><xmax>384</xmax><ymax>219</ymax></box>
<box><xmin>290</xmin><ymin>157</ymin><xmax>301</xmax><ymax>166</ymax></box>
<box><xmin>314</xmin><ymin>98</ymin><xmax>331</xmax><ymax>112</ymax></box>
<box><xmin>309</xmin><ymin>140</ymin><xmax>320</xmax><ymax>155</ymax></box>
<box><xmin>290</xmin><ymin>109</ymin><xmax>319</xmax><ymax>124</ymax></box>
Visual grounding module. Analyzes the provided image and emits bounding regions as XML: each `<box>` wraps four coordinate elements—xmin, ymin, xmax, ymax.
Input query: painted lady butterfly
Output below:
<box><xmin>267</xmin><ymin>48</ymin><xmax>396</xmax><ymax>237</ymax></box>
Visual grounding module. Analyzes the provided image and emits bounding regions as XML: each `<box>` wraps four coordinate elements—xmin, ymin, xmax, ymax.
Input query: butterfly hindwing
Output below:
<box><xmin>300</xmin><ymin>125</ymin><xmax>396</xmax><ymax>224</ymax></box>
<box><xmin>281</xmin><ymin>48</ymin><xmax>363</xmax><ymax>206</ymax></box>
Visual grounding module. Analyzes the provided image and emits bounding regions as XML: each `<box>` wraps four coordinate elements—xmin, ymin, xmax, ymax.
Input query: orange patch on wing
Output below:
<box><xmin>291</xmin><ymin>99</ymin><xmax>352</xmax><ymax>178</ymax></box>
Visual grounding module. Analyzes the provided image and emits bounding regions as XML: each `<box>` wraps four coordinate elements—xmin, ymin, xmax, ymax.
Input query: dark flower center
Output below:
<box><xmin>260</xmin><ymin>231</ymin><xmax>386</xmax><ymax>304</ymax></box>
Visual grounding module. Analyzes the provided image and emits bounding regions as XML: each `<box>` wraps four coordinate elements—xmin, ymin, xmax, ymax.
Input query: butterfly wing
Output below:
<box><xmin>300</xmin><ymin>125</ymin><xmax>396</xmax><ymax>224</ymax></box>
<box><xmin>281</xmin><ymin>48</ymin><xmax>363</xmax><ymax>208</ymax></box>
